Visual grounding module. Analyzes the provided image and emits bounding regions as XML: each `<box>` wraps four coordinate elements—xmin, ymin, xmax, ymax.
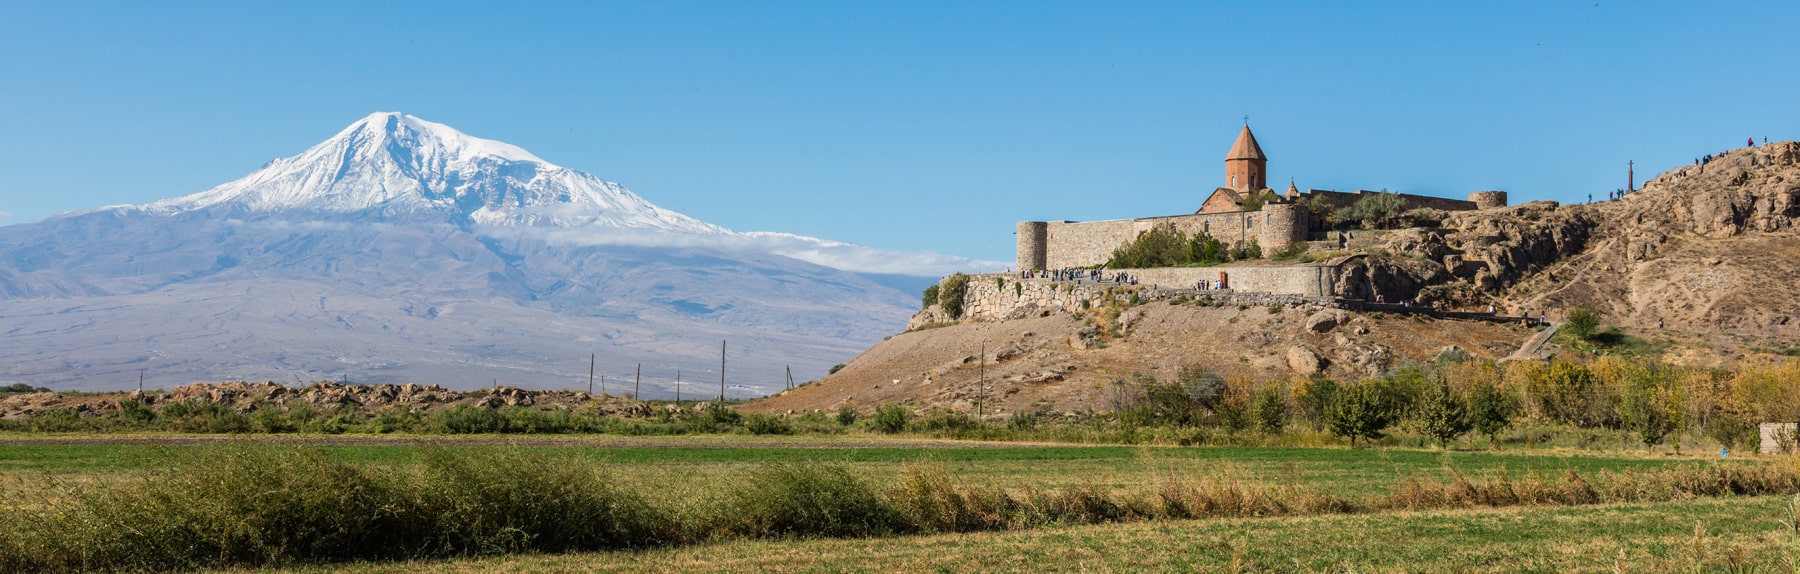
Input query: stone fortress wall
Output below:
<box><xmin>1037</xmin><ymin>203</ymin><xmax>1307</xmax><ymax>269</ymax></box>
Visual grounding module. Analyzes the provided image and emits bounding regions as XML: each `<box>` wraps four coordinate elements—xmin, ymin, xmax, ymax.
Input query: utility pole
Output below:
<box><xmin>718</xmin><ymin>340</ymin><xmax>727</xmax><ymax>402</ymax></box>
<box><xmin>977</xmin><ymin>341</ymin><xmax>986</xmax><ymax>418</ymax></box>
<box><xmin>588</xmin><ymin>353</ymin><xmax>595</xmax><ymax>395</ymax></box>
<box><xmin>634</xmin><ymin>363</ymin><xmax>641</xmax><ymax>400</ymax></box>
<box><xmin>675</xmin><ymin>370</ymin><xmax>682</xmax><ymax>403</ymax></box>
<box><xmin>138</xmin><ymin>368</ymin><xmax>145</xmax><ymax>393</ymax></box>
<box><xmin>1628</xmin><ymin>160</ymin><xmax>1635</xmax><ymax>192</ymax></box>
<box><xmin>785</xmin><ymin>365</ymin><xmax>793</xmax><ymax>391</ymax></box>
<box><xmin>600</xmin><ymin>375</ymin><xmax>606</xmax><ymax>396</ymax></box>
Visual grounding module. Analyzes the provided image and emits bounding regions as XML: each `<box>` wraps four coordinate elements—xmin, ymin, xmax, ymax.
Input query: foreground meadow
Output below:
<box><xmin>236</xmin><ymin>495</ymin><xmax>1800</xmax><ymax>573</ymax></box>
<box><xmin>2</xmin><ymin>435</ymin><xmax>1796</xmax><ymax>572</ymax></box>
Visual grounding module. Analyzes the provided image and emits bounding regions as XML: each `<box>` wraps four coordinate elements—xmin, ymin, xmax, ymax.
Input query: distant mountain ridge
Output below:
<box><xmin>0</xmin><ymin>113</ymin><xmax>950</xmax><ymax>392</ymax></box>
<box><xmin>128</xmin><ymin>112</ymin><xmax>725</xmax><ymax>233</ymax></box>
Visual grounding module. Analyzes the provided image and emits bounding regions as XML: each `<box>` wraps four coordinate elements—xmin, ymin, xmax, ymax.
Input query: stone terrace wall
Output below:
<box><xmin>928</xmin><ymin>273</ymin><xmax>1529</xmax><ymax>327</ymax></box>
<box><xmin>954</xmin><ymin>274</ymin><xmax>1339</xmax><ymax>323</ymax></box>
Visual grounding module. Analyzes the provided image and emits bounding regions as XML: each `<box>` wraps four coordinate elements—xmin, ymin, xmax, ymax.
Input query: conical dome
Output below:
<box><xmin>1226</xmin><ymin>125</ymin><xmax>1266</xmax><ymax>161</ymax></box>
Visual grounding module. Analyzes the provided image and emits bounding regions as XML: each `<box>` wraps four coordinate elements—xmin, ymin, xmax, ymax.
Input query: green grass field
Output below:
<box><xmin>2</xmin><ymin>435</ymin><xmax>1794</xmax><ymax>572</ymax></box>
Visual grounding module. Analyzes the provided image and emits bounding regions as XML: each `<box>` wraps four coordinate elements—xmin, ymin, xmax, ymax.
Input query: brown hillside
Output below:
<box><xmin>749</xmin><ymin>303</ymin><xmax>1532</xmax><ymax>415</ymax></box>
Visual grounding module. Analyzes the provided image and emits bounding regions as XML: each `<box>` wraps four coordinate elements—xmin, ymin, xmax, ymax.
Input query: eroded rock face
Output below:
<box><xmin>1332</xmin><ymin>254</ymin><xmax>1452</xmax><ymax>304</ymax></box>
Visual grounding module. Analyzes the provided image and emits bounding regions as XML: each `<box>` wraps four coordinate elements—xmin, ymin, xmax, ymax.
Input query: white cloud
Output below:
<box><xmin>484</xmin><ymin>226</ymin><xmax>1006</xmax><ymax>277</ymax></box>
<box><xmin>0</xmin><ymin>210</ymin><xmax>12</xmax><ymax>220</ymax></box>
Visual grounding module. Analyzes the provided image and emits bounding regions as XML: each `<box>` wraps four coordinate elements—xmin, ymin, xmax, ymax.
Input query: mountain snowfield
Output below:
<box><xmin>0</xmin><ymin>112</ymin><xmax>992</xmax><ymax>392</ymax></box>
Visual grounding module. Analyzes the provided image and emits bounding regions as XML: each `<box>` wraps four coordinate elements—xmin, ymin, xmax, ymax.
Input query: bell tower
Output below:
<box><xmin>1225</xmin><ymin>123</ymin><xmax>1267</xmax><ymax>192</ymax></box>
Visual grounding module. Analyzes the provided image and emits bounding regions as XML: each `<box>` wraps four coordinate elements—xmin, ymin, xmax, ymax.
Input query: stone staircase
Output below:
<box><xmin>1506</xmin><ymin>321</ymin><xmax>1561</xmax><ymax>361</ymax></box>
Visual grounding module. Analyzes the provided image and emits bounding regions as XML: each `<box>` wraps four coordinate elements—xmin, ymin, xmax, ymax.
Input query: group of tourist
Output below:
<box><xmin>1021</xmin><ymin>267</ymin><xmax>1138</xmax><ymax>286</ymax></box>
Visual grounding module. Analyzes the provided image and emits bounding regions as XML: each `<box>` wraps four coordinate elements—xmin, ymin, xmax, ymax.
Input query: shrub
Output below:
<box><xmin>913</xmin><ymin>409</ymin><xmax>984</xmax><ymax>436</ymax></box>
<box><xmin>744</xmin><ymin>413</ymin><xmax>792</xmax><ymax>435</ymax></box>
<box><xmin>938</xmin><ymin>274</ymin><xmax>969</xmax><ymax>319</ymax></box>
<box><xmin>828</xmin><ymin>363</ymin><xmax>846</xmax><ymax>375</ymax></box>
<box><xmin>719</xmin><ymin>462</ymin><xmax>897</xmax><ymax>538</ymax></box>
<box><xmin>1007</xmin><ymin>411</ymin><xmax>1041</xmax><ymax>431</ymax></box>
<box><xmin>431</xmin><ymin>404</ymin><xmax>508</xmax><ymax>434</ymax></box>
<box><xmin>1270</xmin><ymin>242</ymin><xmax>1308</xmax><ymax>261</ymax></box>
<box><xmin>920</xmin><ymin>284</ymin><xmax>939</xmax><ymax>310</ymax></box>
<box><xmin>1252</xmin><ymin>385</ymin><xmax>1288</xmax><ymax>434</ymax></box>
<box><xmin>872</xmin><ymin>404</ymin><xmax>910</xmax><ymax>434</ymax></box>
<box><xmin>0</xmin><ymin>447</ymin><xmax>672</xmax><ymax>571</ymax></box>
<box><xmin>835</xmin><ymin>405</ymin><xmax>859</xmax><ymax>426</ymax></box>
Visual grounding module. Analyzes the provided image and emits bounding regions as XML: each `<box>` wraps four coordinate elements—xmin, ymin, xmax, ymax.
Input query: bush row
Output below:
<box><xmin>2</xmin><ymin>447</ymin><xmax>1795</xmax><ymax>572</ymax></box>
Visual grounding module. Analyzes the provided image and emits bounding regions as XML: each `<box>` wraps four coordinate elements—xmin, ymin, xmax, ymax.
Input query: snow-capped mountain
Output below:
<box><xmin>136</xmin><ymin>112</ymin><xmax>726</xmax><ymax>233</ymax></box>
<box><xmin>0</xmin><ymin>113</ymin><xmax>973</xmax><ymax>392</ymax></box>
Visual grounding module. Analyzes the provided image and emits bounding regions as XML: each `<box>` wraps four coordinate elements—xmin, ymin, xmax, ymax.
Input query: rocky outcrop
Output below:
<box><xmin>1285</xmin><ymin>345</ymin><xmax>1326</xmax><ymax>375</ymax></box>
<box><xmin>1</xmin><ymin>381</ymin><xmax>662</xmax><ymax>420</ymax></box>
<box><xmin>1330</xmin><ymin>141</ymin><xmax>1800</xmax><ymax>339</ymax></box>
<box><xmin>1304</xmin><ymin>310</ymin><xmax>1347</xmax><ymax>333</ymax></box>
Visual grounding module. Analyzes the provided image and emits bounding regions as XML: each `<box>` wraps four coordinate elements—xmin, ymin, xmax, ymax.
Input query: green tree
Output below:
<box><xmin>1252</xmin><ymin>385</ymin><xmax>1289</xmax><ymax>434</ymax></box>
<box><xmin>937</xmin><ymin>273</ymin><xmax>969</xmax><ymax>319</ymax></box>
<box><xmin>1527</xmin><ymin>359</ymin><xmax>1599</xmax><ymax>427</ymax></box>
<box><xmin>1107</xmin><ymin>223</ymin><xmax>1229</xmax><ymax>268</ymax></box>
<box><xmin>920</xmin><ymin>284</ymin><xmax>939</xmax><ymax>310</ymax></box>
<box><xmin>1237</xmin><ymin>189</ymin><xmax>1281</xmax><ymax>211</ymax></box>
<box><xmin>1413</xmin><ymin>382</ymin><xmax>1472</xmax><ymax>449</ymax></box>
<box><xmin>1619</xmin><ymin>379</ymin><xmax>1673</xmax><ymax>451</ymax></box>
<box><xmin>1326</xmin><ymin>383</ymin><xmax>1398</xmax><ymax>447</ymax></box>
<box><xmin>1295</xmin><ymin>376</ymin><xmax>1340</xmax><ymax>430</ymax></box>
<box><xmin>1563</xmin><ymin>306</ymin><xmax>1602</xmax><ymax>341</ymax></box>
<box><xmin>1705</xmin><ymin>405</ymin><xmax>1754</xmax><ymax>452</ymax></box>
<box><xmin>1468</xmin><ymin>381</ymin><xmax>1514</xmax><ymax>446</ymax></box>
<box><xmin>1339</xmin><ymin>190</ymin><xmax>1408</xmax><ymax>229</ymax></box>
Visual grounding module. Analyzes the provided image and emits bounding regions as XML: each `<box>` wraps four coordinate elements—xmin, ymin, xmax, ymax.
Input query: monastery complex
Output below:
<box><xmin>1015</xmin><ymin>125</ymin><xmax>1508</xmax><ymax>272</ymax></box>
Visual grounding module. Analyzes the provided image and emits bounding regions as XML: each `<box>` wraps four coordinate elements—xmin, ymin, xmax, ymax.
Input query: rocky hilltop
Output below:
<box><xmin>1383</xmin><ymin>141</ymin><xmax>1800</xmax><ymax>338</ymax></box>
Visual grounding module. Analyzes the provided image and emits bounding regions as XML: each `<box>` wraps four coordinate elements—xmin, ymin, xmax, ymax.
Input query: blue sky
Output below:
<box><xmin>1</xmin><ymin>1</ymin><xmax>1795</xmax><ymax>267</ymax></box>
